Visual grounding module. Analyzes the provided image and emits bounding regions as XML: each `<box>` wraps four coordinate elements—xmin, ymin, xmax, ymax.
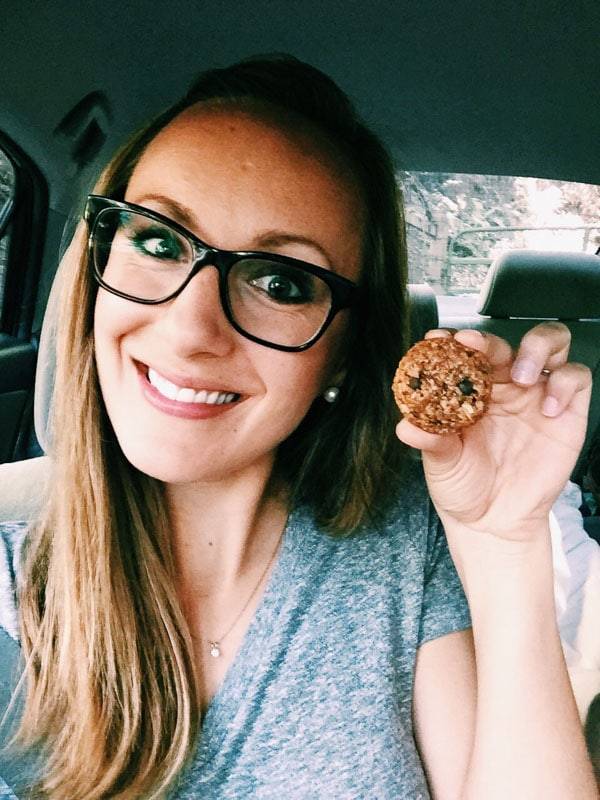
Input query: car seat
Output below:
<box><xmin>443</xmin><ymin>249</ymin><xmax>600</xmax><ymax>492</ymax></box>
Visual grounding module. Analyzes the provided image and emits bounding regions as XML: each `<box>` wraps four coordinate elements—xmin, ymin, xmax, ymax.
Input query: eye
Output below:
<box><xmin>126</xmin><ymin>221</ymin><xmax>187</xmax><ymax>262</ymax></box>
<box><xmin>253</xmin><ymin>274</ymin><xmax>303</xmax><ymax>300</ymax></box>
<box><xmin>246</xmin><ymin>265</ymin><xmax>317</xmax><ymax>304</ymax></box>
<box><xmin>457</xmin><ymin>378</ymin><xmax>476</xmax><ymax>395</ymax></box>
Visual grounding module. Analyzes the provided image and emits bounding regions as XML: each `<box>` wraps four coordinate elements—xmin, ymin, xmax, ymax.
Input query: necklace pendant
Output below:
<box><xmin>209</xmin><ymin>641</ymin><xmax>221</xmax><ymax>658</ymax></box>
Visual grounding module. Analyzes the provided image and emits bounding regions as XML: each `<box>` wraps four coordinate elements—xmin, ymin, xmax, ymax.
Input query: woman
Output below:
<box><xmin>0</xmin><ymin>55</ymin><xmax>596</xmax><ymax>799</ymax></box>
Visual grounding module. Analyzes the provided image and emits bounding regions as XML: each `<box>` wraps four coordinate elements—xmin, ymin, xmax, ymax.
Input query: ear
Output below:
<box><xmin>319</xmin><ymin>332</ymin><xmax>350</xmax><ymax>394</ymax></box>
<box><xmin>329</xmin><ymin>366</ymin><xmax>347</xmax><ymax>387</ymax></box>
<box><xmin>320</xmin><ymin>363</ymin><xmax>347</xmax><ymax>395</ymax></box>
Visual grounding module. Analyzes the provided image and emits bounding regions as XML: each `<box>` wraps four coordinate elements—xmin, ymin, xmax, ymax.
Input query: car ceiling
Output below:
<box><xmin>2</xmin><ymin>0</ymin><xmax>599</xmax><ymax>213</ymax></box>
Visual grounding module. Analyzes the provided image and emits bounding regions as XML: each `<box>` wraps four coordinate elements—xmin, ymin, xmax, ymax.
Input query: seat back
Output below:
<box><xmin>407</xmin><ymin>282</ymin><xmax>439</xmax><ymax>345</ymax></box>
<box><xmin>442</xmin><ymin>250</ymin><xmax>600</xmax><ymax>482</ymax></box>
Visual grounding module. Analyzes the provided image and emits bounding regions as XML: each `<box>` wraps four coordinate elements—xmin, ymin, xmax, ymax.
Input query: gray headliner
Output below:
<box><xmin>1</xmin><ymin>0</ymin><xmax>599</xmax><ymax>215</ymax></box>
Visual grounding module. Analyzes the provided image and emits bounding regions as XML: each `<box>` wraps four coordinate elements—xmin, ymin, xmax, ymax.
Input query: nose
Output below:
<box><xmin>157</xmin><ymin>264</ymin><xmax>236</xmax><ymax>358</ymax></box>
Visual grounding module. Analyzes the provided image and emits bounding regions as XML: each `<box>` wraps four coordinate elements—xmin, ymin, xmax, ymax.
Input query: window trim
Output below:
<box><xmin>0</xmin><ymin>129</ymin><xmax>48</xmax><ymax>341</ymax></box>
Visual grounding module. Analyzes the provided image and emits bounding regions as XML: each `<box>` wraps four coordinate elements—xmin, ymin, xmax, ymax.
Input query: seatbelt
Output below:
<box><xmin>0</xmin><ymin>628</ymin><xmax>40</xmax><ymax>797</ymax></box>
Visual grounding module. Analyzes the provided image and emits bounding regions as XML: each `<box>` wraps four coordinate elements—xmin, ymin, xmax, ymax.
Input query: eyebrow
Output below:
<box><xmin>131</xmin><ymin>193</ymin><xmax>334</xmax><ymax>267</ymax></box>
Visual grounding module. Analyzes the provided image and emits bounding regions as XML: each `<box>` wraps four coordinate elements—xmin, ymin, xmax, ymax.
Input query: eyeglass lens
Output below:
<box><xmin>92</xmin><ymin>209</ymin><xmax>333</xmax><ymax>348</ymax></box>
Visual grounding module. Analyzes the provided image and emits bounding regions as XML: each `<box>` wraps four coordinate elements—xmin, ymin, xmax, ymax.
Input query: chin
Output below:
<box><xmin>117</xmin><ymin>444</ymin><xmax>205</xmax><ymax>483</ymax></box>
<box><xmin>112</xmin><ymin>433</ymin><xmax>245</xmax><ymax>485</ymax></box>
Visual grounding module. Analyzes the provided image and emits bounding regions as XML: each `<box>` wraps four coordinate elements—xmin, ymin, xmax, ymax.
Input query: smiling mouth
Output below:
<box><xmin>145</xmin><ymin>366</ymin><xmax>241</xmax><ymax>405</ymax></box>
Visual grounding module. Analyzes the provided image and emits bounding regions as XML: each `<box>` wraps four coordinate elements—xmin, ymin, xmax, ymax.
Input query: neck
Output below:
<box><xmin>166</xmin><ymin>453</ymin><xmax>288</xmax><ymax>598</ymax></box>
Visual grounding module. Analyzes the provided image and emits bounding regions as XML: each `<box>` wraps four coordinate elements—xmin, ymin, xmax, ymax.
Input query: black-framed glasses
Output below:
<box><xmin>84</xmin><ymin>195</ymin><xmax>359</xmax><ymax>352</ymax></box>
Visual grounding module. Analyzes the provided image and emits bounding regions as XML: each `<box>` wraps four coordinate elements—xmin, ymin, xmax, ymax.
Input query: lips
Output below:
<box><xmin>147</xmin><ymin>367</ymin><xmax>239</xmax><ymax>405</ymax></box>
<box><xmin>134</xmin><ymin>360</ymin><xmax>243</xmax><ymax>419</ymax></box>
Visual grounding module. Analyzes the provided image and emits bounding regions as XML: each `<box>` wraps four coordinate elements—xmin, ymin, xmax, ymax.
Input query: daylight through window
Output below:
<box><xmin>403</xmin><ymin>172</ymin><xmax>600</xmax><ymax>311</ymax></box>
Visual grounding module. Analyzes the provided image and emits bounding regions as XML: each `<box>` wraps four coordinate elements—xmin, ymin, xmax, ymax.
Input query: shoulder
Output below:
<box><xmin>0</xmin><ymin>521</ymin><xmax>29</xmax><ymax>641</ymax></box>
<box><xmin>309</xmin><ymin>457</ymin><xmax>446</xmax><ymax>589</ymax></box>
<box><xmin>372</xmin><ymin>456</ymin><xmax>443</xmax><ymax>563</ymax></box>
<box><xmin>296</xmin><ymin>456</ymin><xmax>436</xmax><ymax>574</ymax></box>
<box><xmin>371</xmin><ymin>458</ymin><xmax>472</xmax><ymax>645</ymax></box>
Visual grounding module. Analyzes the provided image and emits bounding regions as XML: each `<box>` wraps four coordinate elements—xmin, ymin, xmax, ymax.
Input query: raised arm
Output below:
<box><xmin>399</xmin><ymin>323</ymin><xmax>598</xmax><ymax>799</ymax></box>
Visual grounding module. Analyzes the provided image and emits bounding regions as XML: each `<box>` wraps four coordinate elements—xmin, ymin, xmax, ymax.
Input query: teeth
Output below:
<box><xmin>148</xmin><ymin>368</ymin><xmax>178</xmax><ymax>400</ymax></box>
<box><xmin>176</xmin><ymin>388</ymin><xmax>196</xmax><ymax>403</ymax></box>
<box><xmin>147</xmin><ymin>368</ymin><xmax>238</xmax><ymax>405</ymax></box>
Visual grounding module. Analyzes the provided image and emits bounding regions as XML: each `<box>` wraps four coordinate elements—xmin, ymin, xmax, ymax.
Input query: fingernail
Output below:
<box><xmin>542</xmin><ymin>396</ymin><xmax>560</xmax><ymax>417</ymax></box>
<box><xmin>511</xmin><ymin>357</ymin><xmax>538</xmax><ymax>384</ymax></box>
<box><xmin>456</xmin><ymin>329</ymin><xmax>485</xmax><ymax>344</ymax></box>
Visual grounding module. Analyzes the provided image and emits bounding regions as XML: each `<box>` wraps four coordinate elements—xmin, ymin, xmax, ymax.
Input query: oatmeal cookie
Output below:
<box><xmin>392</xmin><ymin>336</ymin><xmax>493</xmax><ymax>433</ymax></box>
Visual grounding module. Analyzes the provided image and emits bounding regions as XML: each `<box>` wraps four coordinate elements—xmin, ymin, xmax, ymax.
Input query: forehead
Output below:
<box><xmin>126</xmin><ymin>106</ymin><xmax>364</xmax><ymax>277</ymax></box>
<box><xmin>138</xmin><ymin>103</ymin><xmax>358</xmax><ymax>187</ymax></box>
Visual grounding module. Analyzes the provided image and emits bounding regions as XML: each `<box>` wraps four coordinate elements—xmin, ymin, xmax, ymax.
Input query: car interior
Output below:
<box><xmin>1</xmin><ymin>4</ymin><xmax>600</xmax><ymax>795</ymax></box>
<box><xmin>0</xmin><ymin>4</ymin><xmax>599</xmax><ymax>527</ymax></box>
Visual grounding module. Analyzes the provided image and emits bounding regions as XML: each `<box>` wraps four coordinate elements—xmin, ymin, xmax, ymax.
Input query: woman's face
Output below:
<box><xmin>93</xmin><ymin>106</ymin><xmax>364</xmax><ymax>484</ymax></box>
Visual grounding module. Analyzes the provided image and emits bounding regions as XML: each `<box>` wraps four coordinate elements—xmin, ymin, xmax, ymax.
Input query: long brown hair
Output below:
<box><xmin>16</xmin><ymin>55</ymin><xmax>410</xmax><ymax>798</ymax></box>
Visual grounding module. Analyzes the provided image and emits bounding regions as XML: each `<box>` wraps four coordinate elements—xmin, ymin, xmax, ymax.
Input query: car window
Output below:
<box><xmin>404</xmin><ymin>171</ymin><xmax>600</xmax><ymax>315</ymax></box>
<box><xmin>0</xmin><ymin>147</ymin><xmax>16</xmax><ymax>327</ymax></box>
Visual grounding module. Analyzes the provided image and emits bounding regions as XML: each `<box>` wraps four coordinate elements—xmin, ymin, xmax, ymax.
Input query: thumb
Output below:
<box><xmin>395</xmin><ymin>418</ymin><xmax>463</xmax><ymax>476</ymax></box>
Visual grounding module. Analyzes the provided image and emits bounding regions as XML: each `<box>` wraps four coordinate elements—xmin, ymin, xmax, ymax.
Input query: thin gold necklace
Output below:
<box><xmin>207</xmin><ymin>526</ymin><xmax>285</xmax><ymax>659</ymax></box>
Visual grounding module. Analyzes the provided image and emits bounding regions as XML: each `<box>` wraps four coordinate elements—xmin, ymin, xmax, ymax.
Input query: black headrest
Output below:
<box><xmin>408</xmin><ymin>283</ymin><xmax>439</xmax><ymax>344</ymax></box>
<box><xmin>477</xmin><ymin>250</ymin><xmax>600</xmax><ymax>319</ymax></box>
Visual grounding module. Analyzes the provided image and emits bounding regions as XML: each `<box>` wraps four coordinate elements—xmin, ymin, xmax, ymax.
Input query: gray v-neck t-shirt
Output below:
<box><xmin>0</xmin><ymin>461</ymin><xmax>471</xmax><ymax>799</ymax></box>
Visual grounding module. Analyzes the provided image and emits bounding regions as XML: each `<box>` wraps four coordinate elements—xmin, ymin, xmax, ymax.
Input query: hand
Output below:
<box><xmin>395</xmin><ymin>322</ymin><xmax>592</xmax><ymax>542</ymax></box>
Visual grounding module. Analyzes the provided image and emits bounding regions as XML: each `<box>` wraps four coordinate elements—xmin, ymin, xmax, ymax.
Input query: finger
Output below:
<box><xmin>424</xmin><ymin>328</ymin><xmax>458</xmax><ymax>338</ymax></box>
<box><xmin>454</xmin><ymin>329</ymin><xmax>514</xmax><ymax>371</ymax></box>
<box><xmin>540</xmin><ymin>362</ymin><xmax>593</xmax><ymax>417</ymax></box>
<box><xmin>511</xmin><ymin>322</ymin><xmax>571</xmax><ymax>386</ymax></box>
<box><xmin>436</xmin><ymin>328</ymin><xmax>514</xmax><ymax>383</ymax></box>
<box><xmin>395</xmin><ymin>418</ymin><xmax>462</xmax><ymax>465</ymax></box>
<box><xmin>425</xmin><ymin>327</ymin><xmax>513</xmax><ymax>364</ymax></box>
<box><xmin>426</xmin><ymin>328</ymin><xmax>516</xmax><ymax>383</ymax></box>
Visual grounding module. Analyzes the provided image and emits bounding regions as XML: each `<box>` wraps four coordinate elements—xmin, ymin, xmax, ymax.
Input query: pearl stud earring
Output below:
<box><xmin>323</xmin><ymin>387</ymin><xmax>340</xmax><ymax>403</ymax></box>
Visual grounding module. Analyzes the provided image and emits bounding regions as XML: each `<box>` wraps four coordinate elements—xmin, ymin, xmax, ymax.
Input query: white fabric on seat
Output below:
<box><xmin>551</xmin><ymin>480</ymin><xmax>600</xmax><ymax>721</ymax></box>
<box><xmin>0</xmin><ymin>456</ymin><xmax>50</xmax><ymax>524</ymax></box>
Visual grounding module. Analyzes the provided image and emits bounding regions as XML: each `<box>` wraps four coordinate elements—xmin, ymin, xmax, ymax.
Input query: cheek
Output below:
<box><xmin>259</xmin><ymin>331</ymin><xmax>343</xmax><ymax>418</ymax></box>
<box><xmin>94</xmin><ymin>291</ymin><xmax>146</xmax><ymax>354</ymax></box>
<box><xmin>93</xmin><ymin>294</ymin><xmax>116</xmax><ymax>382</ymax></box>
<box><xmin>94</xmin><ymin>292</ymin><xmax>122</xmax><ymax>350</ymax></box>
<box><xmin>92</xmin><ymin>293</ymin><xmax>145</xmax><ymax>394</ymax></box>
